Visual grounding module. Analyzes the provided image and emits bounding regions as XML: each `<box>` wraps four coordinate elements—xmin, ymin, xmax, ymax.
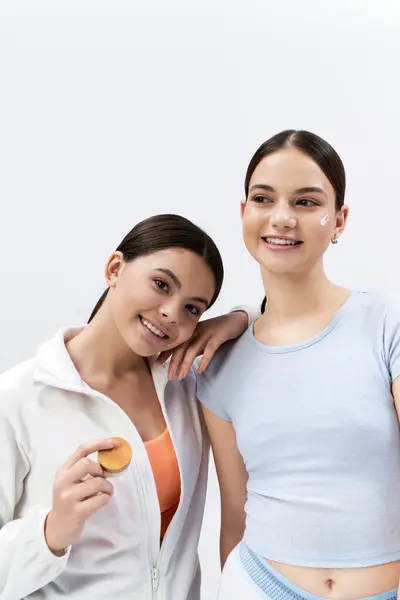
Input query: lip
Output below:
<box><xmin>261</xmin><ymin>234</ymin><xmax>303</xmax><ymax>252</ymax></box>
<box><xmin>139</xmin><ymin>315</ymin><xmax>171</xmax><ymax>339</ymax></box>
<box><xmin>262</xmin><ymin>234</ymin><xmax>302</xmax><ymax>242</ymax></box>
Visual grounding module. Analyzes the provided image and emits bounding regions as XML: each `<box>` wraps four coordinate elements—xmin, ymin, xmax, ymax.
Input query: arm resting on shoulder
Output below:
<box><xmin>156</xmin><ymin>304</ymin><xmax>262</xmax><ymax>380</ymax></box>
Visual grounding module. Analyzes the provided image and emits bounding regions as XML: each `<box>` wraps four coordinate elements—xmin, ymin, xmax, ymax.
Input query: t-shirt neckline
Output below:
<box><xmin>249</xmin><ymin>291</ymin><xmax>361</xmax><ymax>354</ymax></box>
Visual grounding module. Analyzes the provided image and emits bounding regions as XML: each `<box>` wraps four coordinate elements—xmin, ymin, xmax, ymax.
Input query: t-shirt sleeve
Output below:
<box><xmin>230</xmin><ymin>304</ymin><xmax>262</xmax><ymax>326</ymax></box>
<box><xmin>383</xmin><ymin>300</ymin><xmax>400</xmax><ymax>383</ymax></box>
<box><xmin>194</xmin><ymin>352</ymin><xmax>232</xmax><ymax>422</ymax></box>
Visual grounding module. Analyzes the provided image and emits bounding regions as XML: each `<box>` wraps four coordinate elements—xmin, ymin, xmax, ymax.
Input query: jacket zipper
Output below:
<box><xmin>131</xmin><ymin>449</ymin><xmax>161</xmax><ymax>599</ymax></box>
<box><xmin>151</xmin><ymin>567</ymin><xmax>159</xmax><ymax>593</ymax></box>
<box><xmin>149</xmin><ymin>401</ymin><xmax>185</xmax><ymax>598</ymax></box>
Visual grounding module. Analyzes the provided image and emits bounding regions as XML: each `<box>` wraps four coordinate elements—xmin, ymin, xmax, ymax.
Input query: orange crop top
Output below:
<box><xmin>144</xmin><ymin>429</ymin><xmax>181</xmax><ymax>540</ymax></box>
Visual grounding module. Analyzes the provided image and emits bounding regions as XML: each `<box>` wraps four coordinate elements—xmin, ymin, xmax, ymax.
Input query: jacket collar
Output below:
<box><xmin>33</xmin><ymin>327</ymin><xmax>170</xmax><ymax>400</ymax></box>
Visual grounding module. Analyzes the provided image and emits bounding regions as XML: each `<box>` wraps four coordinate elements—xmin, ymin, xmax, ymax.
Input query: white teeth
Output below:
<box><xmin>265</xmin><ymin>237</ymin><xmax>298</xmax><ymax>246</ymax></box>
<box><xmin>141</xmin><ymin>318</ymin><xmax>166</xmax><ymax>338</ymax></box>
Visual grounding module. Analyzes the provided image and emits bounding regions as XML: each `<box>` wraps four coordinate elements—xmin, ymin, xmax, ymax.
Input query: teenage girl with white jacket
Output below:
<box><xmin>0</xmin><ymin>213</ymin><xmax>250</xmax><ymax>600</ymax></box>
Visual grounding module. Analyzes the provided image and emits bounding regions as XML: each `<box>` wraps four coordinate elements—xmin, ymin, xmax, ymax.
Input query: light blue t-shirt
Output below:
<box><xmin>197</xmin><ymin>292</ymin><xmax>400</xmax><ymax>568</ymax></box>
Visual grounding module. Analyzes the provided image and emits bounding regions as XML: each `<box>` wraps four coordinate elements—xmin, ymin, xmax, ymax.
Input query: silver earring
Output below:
<box><xmin>331</xmin><ymin>234</ymin><xmax>338</xmax><ymax>245</ymax></box>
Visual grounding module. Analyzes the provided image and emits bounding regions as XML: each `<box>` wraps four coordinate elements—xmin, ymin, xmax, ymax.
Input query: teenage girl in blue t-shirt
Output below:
<box><xmin>188</xmin><ymin>130</ymin><xmax>400</xmax><ymax>600</ymax></box>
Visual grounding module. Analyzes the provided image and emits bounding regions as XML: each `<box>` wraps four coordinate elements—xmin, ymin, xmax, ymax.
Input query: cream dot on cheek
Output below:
<box><xmin>320</xmin><ymin>214</ymin><xmax>329</xmax><ymax>227</ymax></box>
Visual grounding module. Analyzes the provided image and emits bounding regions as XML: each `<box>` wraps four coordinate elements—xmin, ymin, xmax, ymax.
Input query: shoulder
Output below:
<box><xmin>346</xmin><ymin>291</ymin><xmax>400</xmax><ymax>329</ymax></box>
<box><xmin>368</xmin><ymin>293</ymin><xmax>400</xmax><ymax>349</ymax></box>
<box><xmin>195</xmin><ymin>327</ymin><xmax>253</xmax><ymax>421</ymax></box>
<box><xmin>199</xmin><ymin>328</ymin><xmax>251</xmax><ymax>386</ymax></box>
<box><xmin>0</xmin><ymin>358</ymin><xmax>36</xmax><ymax>396</ymax></box>
<box><xmin>0</xmin><ymin>358</ymin><xmax>38</xmax><ymax>460</ymax></box>
<box><xmin>350</xmin><ymin>292</ymin><xmax>400</xmax><ymax>378</ymax></box>
<box><xmin>0</xmin><ymin>356</ymin><xmax>41</xmax><ymax>430</ymax></box>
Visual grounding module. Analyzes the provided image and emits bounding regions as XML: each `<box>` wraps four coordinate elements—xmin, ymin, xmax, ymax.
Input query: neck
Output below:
<box><xmin>67</xmin><ymin>307</ymin><xmax>146</xmax><ymax>381</ymax></box>
<box><xmin>260</xmin><ymin>262</ymin><xmax>344</xmax><ymax>323</ymax></box>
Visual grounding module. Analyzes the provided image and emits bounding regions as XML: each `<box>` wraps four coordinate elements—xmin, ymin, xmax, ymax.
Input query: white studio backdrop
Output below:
<box><xmin>1</xmin><ymin>1</ymin><xmax>400</xmax><ymax>597</ymax></box>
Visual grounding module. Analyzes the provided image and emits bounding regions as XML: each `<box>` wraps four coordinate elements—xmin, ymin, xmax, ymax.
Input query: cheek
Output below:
<box><xmin>107</xmin><ymin>292</ymin><xmax>133</xmax><ymax>329</ymax></box>
<box><xmin>175</xmin><ymin>321</ymin><xmax>198</xmax><ymax>346</ymax></box>
<box><xmin>242</xmin><ymin>213</ymin><xmax>263</xmax><ymax>254</ymax></box>
<box><xmin>308</xmin><ymin>219</ymin><xmax>333</xmax><ymax>250</ymax></box>
<box><xmin>242</xmin><ymin>211</ymin><xmax>260</xmax><ymax>239</ymax></box>
<box><xmin>108</xmin><ymin>287</ymin><xmax>139</xmax><ymax>324</ymax></box>
<box><xmin>118</xmin><ymin>281</ymin><xmax>160</xmax><ymax>312</ymax></box>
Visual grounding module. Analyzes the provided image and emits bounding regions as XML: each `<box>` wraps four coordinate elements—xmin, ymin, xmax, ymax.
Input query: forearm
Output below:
<box><xmin>220</xmin><ymin>522</ymin><xmax>245</xmax><ymax>569</ymax></box>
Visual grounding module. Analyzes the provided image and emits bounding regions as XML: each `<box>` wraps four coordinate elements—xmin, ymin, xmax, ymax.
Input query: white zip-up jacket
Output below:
<box><xmin>0</xmin><ymin>327</ymin><xmax>210</xmax><ymax>600</ymax></box>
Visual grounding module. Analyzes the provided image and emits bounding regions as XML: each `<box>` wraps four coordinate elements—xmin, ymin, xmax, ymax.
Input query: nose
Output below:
<box><xmin>270</xmin><ymin>204</ymin><xmax>297</xmax><ymax>230</ymax></box>
<box><xmin>160</xmin><ymin>302</ymin><xmax>179</xmax><ymax>324</ymax></box>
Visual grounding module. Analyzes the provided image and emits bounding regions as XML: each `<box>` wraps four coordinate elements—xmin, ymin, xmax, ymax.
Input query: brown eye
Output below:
<box><xmin>296</xmin><ymin>198</ymin><xmax>318</xmax><ymax>207</ymax></box>
<box><xmin>154</xmin><ymin>279</ymin><xmax>169</xmax><ymax>292</ymax></box>
<box><xmin>252</xmin><ymin>195</ymin><xmax>272</xmax><ymax>203</ymax></box>
<box><xmin>186</xmin><ymin>304</ymin><xmax>200</xmax><ymax>316</ymax></box>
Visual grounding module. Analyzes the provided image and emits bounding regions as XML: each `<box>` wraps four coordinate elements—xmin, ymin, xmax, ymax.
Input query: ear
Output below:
<box><xmin>104</xmin><ymin>251</ymin><xmax>124</xmax><ymax>287</ymax></box>
<box><xmin>240</xmin><ymin>198</ymin><xmax>247</xmax><ymax>219</ymax></box>
<box><xmin>333</xmin><ymin>204</ymin><xmax>349</xmax><ymax>240</ymax></box>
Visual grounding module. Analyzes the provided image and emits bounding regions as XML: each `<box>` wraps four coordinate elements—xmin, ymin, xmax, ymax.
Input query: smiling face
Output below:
<box><xmin>241</xmin><ymin>147</ymin><xmax>348</xmax><ymax>276</ymax></box>
<box><xmin>104</xmin><ymin>248</ymin><xmax>216</xmax><ymax>357</ymax></box>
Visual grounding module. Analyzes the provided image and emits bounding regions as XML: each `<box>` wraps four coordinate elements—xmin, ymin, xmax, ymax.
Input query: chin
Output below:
<box><xmin>264</xmin><ymin>266</ymin><xmax>300</xmax><ymax>276</ymax></box>
<box><xmin>259</xmin><ymin>257</ymin><xmax>307</xmax><ymax>276</ymax></box>
<box><xmin>129</xmin><ymin>336</ymin><xmax>175</xmax><ymax>359</ymax></box>
<box><xmin>256</xmin><ymin>254</ymin><xmax>298</xmax><ymax>269</ymax></box>
<box><xmin>121</xmin><ymin>331</ymin><xmax>154</xmax><ymax>358</ymax></box>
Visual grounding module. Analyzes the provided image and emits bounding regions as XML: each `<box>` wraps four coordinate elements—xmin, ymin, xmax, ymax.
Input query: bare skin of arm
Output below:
<box><xmin>202</xmin><ymin>406</ymin><xmax>248</xmax><ymax>567</ymax></box>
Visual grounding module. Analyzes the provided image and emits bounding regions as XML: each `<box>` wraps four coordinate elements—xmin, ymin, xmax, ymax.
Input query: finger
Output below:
<box><xmin>67</xmin><ymin>457</ymin><xmax>106</xmax><ymax>483</ymax></box>
<box><xmin>79</xmin><ymin>492</ymin><xmax>112</xmax><ymax>518</ymax></box>
<box><xmin>168</xmin><ymin>342</ymin><xmax>191</xmax><ymax>380</ymax></box>
<box><xmin>154</xmin><ymin>350</ymin><xmax>173</xmax><ymax>365</ymax></box>
<box><xmin>63</xmin><ymin>438</ymin><xmax>119</xmax><ymax>470</ymax></box>
<box><xmin>178</xmin><ymin>338</ymin><xmax>211</xmax><ymax>380</ymax></box>
<box><xmin>75</xmin><ymin>476</ymin><xmax>114</xmax><ymax>501</ymax></box>
<box><xmin>196</xmin><ymin>340</ymin><xmax>221</xmax><ymax>374</ymax></box>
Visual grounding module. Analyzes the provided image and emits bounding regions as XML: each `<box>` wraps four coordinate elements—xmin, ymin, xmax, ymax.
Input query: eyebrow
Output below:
<box><xmin>155</xmin><ymin>268</ymin><xmax>210</xmax><ymax>308</ymax></box>
<box><xmin>249</xmin><ymin>184</ymin><xmax>327</xmax><ymax>197</ymax></box>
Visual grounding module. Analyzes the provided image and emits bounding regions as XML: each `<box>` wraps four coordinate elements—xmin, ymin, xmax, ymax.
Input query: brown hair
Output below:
<box><xmin>245</xmin><ymin>129</ymin><xmax>346</xmax><ymax>211</ymax></box>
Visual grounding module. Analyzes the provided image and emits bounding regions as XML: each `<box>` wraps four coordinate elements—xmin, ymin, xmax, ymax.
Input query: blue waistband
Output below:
<box><xmin>239</xmin><ymin>543</ymin><xmax>398</xmax><ymax>600</ymax></box>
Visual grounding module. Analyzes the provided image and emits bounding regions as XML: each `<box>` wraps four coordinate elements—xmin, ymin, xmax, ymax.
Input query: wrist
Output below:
<box><xmin>44</xmin><ymin>512</ymin><xmax>67</xmax><ymax>556</ymax></box>
<box><xmin>230</xmin><ymin>309</ymin><xmax>249</xmax><ymax>327</ymax></box>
